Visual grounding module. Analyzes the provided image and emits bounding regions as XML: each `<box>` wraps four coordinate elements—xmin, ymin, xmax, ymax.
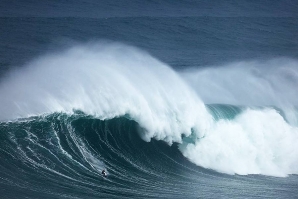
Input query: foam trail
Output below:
<box><xmin>0</xmin><ymin>42</ymin><xmax>211</xmax><ymax>144</ymax></box>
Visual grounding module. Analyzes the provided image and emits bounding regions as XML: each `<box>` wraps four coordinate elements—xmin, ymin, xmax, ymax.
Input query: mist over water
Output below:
<box><xmin>181</xmin><ymin>59</ymin><xmax>298</xmax><ymax>126</ymax></box>
<box><xmin>0</xmin><ymin>42</ymin><xmax>297</xmax><ymax>177</ymax></box>
<box><xmin>181</xmin><ymin>59</ymin><xmax>298</xmax><ymax>107</ymax></box>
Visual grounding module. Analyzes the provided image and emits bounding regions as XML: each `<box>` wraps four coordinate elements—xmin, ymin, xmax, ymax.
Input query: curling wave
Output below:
<box><xmin>0</xmin><ymin>42</ymin><xmax>297</xmax><ymax>177</ymax></box>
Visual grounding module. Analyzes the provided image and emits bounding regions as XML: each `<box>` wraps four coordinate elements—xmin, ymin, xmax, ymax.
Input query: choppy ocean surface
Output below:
<box><xmin>0</xmin><ymin>1</ymin><xmax>298</xmax><ymax>198</ymax></box>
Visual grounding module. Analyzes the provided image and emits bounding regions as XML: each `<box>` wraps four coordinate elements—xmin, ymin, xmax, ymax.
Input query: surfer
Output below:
<box><xmin>102</xmin><ymin>169</ymin><xmax>107</xmax><ymax>177</ymax></box>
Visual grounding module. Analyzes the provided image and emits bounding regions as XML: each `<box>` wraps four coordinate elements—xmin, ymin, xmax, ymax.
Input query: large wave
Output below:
<box><xmin>0</xmin><ymin>42</ymin><xmax>297</xmax><ymax>177</ymax></box>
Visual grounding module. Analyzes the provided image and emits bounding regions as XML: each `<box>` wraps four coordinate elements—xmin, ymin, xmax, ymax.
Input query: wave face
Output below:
<box><xmin>0</xmin><ymin>43</ymin><xmax>298</xmax><ymax>198</ymax></box>
<box><xmin>1</xmin><ymin>114</ymin><xmax>203</xmax><ymax>198</ymax></box>
<box><xmin>1</xmin><ymin>112</ymin><xmax>297</xmax><ymax>199</ymax></box>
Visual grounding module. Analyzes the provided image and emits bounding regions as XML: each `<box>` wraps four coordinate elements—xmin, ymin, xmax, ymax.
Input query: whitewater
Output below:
<box><xmin>0</xmin><ymin>42</ymin><xmax>297</xmax><ymax>177</ymax></box>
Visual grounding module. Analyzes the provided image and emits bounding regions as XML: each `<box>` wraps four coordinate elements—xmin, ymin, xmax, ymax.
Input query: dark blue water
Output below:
<box><xmin>0</xmin><ymin>1</ymin><xmax>298</xmax><ymax>198</ymax></box>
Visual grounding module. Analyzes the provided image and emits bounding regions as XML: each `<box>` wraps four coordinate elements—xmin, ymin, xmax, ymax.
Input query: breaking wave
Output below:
<box><xmin>0</xmin><ymin>42</ymin><xmax>297</xmax><ymax>177</ymax></box>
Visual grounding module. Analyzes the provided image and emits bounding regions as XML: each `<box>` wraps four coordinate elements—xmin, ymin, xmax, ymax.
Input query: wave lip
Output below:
<box><xmin>0</xmin><ymin>42</ymin><xmax>211</xmax><ymax>144</ymax></box>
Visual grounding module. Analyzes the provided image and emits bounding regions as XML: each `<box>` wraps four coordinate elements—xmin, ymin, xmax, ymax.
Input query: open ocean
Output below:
<box><xmin>0</xmin><ymin>1</ymin><xmax>298</xmax><ymax>198</ymax></box>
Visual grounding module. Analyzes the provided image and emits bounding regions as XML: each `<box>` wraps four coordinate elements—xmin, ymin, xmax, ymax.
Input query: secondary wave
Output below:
<box><xmin>0</xmin><ymin>42</ymin><xmax>297</xmax><ymax>177</ymax></box>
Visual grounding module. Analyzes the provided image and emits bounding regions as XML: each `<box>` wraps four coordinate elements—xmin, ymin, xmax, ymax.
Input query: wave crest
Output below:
<box><xmin>0</xmin><ymin>42</ymin><xmax>210</xmax><ymax>144</ymax></box>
